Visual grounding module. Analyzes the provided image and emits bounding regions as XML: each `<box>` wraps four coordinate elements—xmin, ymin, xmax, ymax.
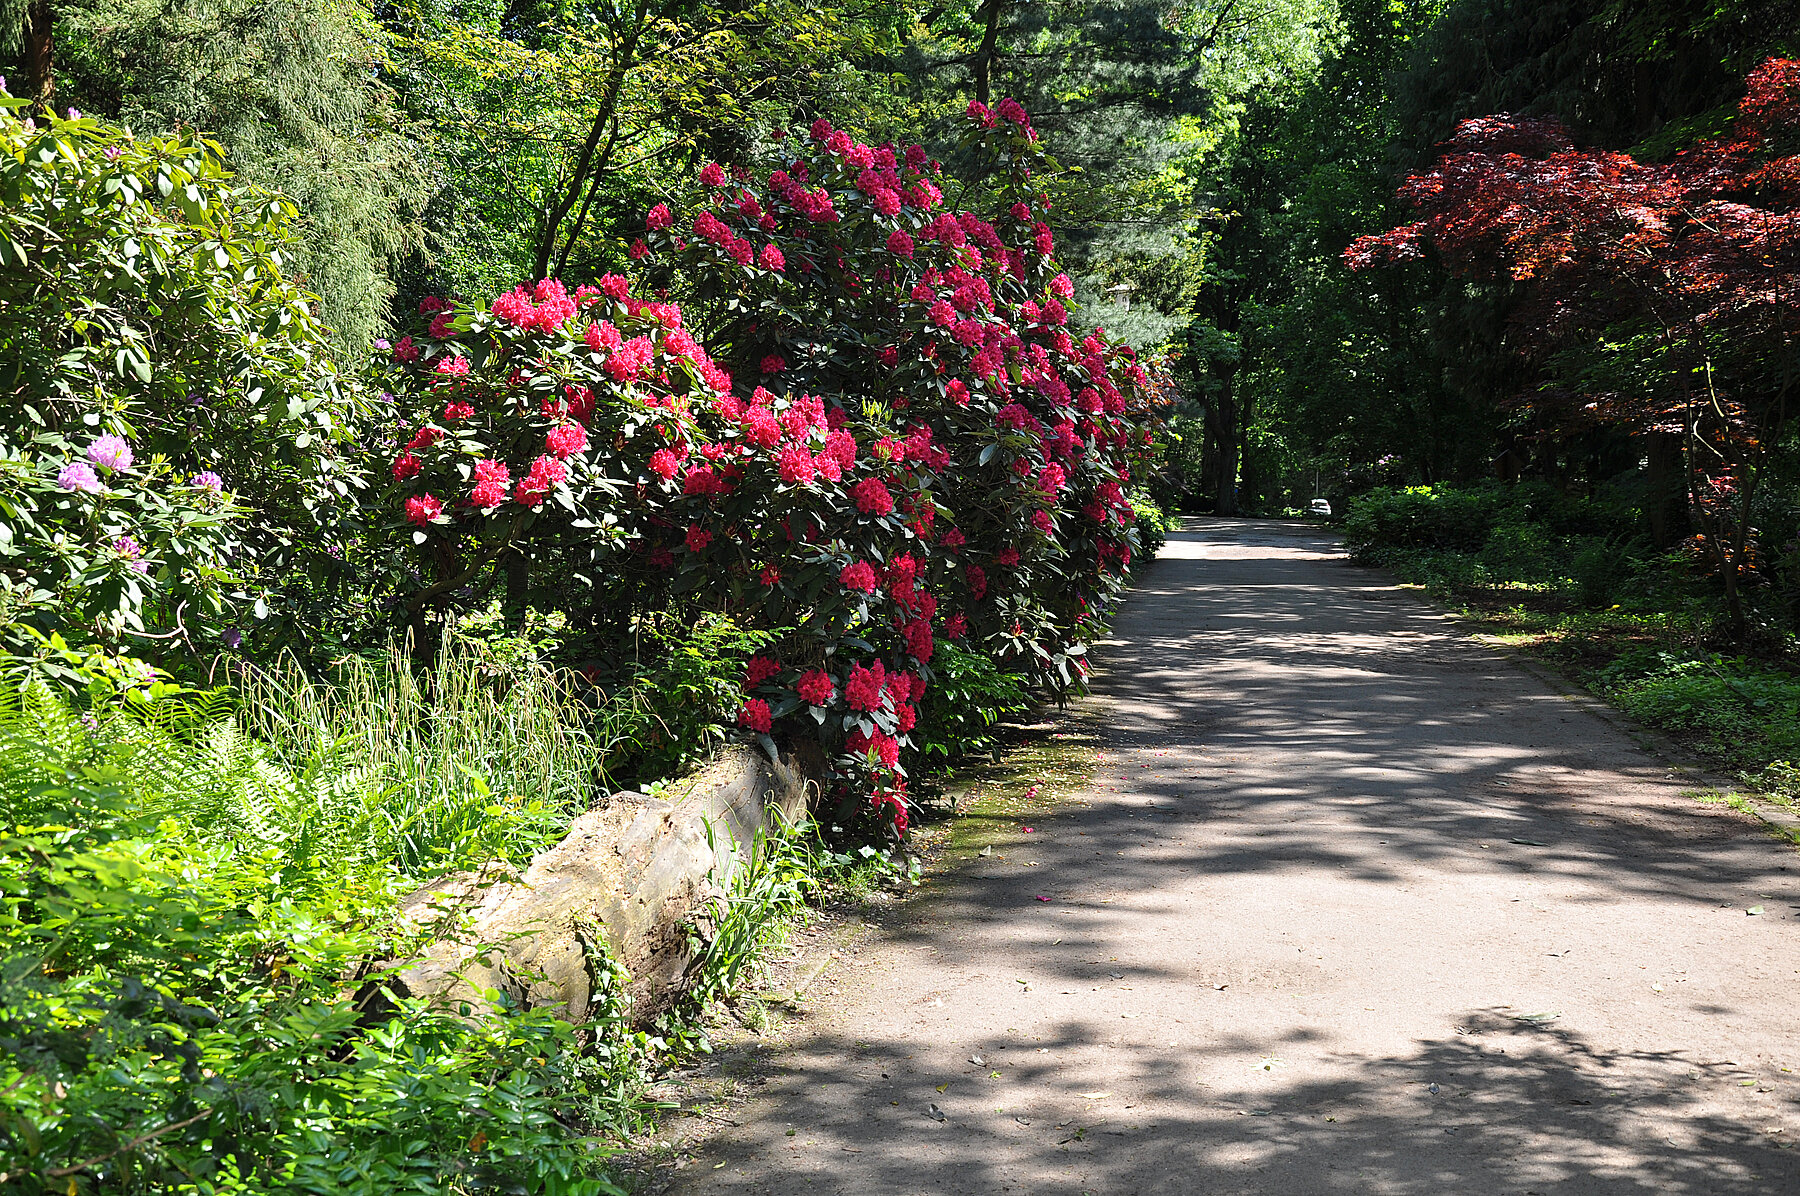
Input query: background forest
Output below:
<box><xmin>4</xmin><ymin>1</ymin><xmax>1800</xmax><ymax>1192</ymax></box>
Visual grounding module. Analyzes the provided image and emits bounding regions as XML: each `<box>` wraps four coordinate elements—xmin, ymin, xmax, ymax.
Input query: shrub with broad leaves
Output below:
<box><xmin>0</xmin><ymin>91</ymin><xmax>363</xmax><ymax>665</ymax></box>
<box><xmin>381</xmin><ymin>102</ymin><xmax>1169</xmax><ymax>836</ymax></box>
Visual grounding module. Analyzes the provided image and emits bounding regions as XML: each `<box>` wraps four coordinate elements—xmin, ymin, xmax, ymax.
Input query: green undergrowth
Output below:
<box><xmin>1445</xmin><ymin>600</ymin><xmax>1800</xmax><ymax>818</ymax></box>
<box><xmin>0</xmin><ymin>673</ymin><xmax>625</xmax><ymax>1195</ymax></box>
<box><xmin>1346</xmin><ymin>484</ymin><xmax>1800</xmax><ymax>819</ymax></box>
<box><xmin>0</xmin><ymin>645</ymin><xmax>883</xmax><ymax>1194</ymax></box>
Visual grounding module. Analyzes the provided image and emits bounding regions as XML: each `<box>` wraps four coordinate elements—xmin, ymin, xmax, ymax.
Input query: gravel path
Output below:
<box><xmin>667</xmin><ymin>518</ymin><xmax>1800</xmax><ymax>1195</ymax></box>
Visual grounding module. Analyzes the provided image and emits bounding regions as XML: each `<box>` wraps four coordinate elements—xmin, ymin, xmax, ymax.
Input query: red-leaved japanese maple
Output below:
<box><xmin>1347</xmin><ymin>58</ymin><xmax>1800</xmax><ymax>636</ymax></box>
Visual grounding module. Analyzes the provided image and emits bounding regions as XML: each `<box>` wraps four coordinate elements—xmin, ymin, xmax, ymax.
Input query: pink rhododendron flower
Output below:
<box><xmin>392</xmin><ymin>452</ymin><xmax>421</xmax><ymax>480</ymax></box>
<box><xmin>844</xmin><ymin>661</ymin><xmax>887</xmax><ymax>712</ymax></box>
<box><xmin>406</xmin><ymin>494</ymin><xmax>444</xmax><ymax>526</ymax></box>
<box><xmin>586</xmin><ymin>321</ymin><xmax>623</xmax><ymax>353</ymax></box>
<box><xmin>966</xmin><ymin>564</ymin><xmax>987</xmax><ymax>599</ymax></box>
<box><xmin>761</xmin><ymin>354</ymin><xmax>787</xmax><ymax>375</ymax></box>
<box><xmin>685</xmin><ymin>525</ymin><xmax>713</xmax><ymax>551</ymax></box>
<box><xmin>746</xmin><ymin>654</ymin><xmax>782</xmax><ymax>686</ymax></box>
<box><xmin>683</xmin><ymin>465</ymin><xmax>725</xmax><ymax>496</ymax></box>
<box><xmin>514</xmin><ymin>455</ymin><xmax>567</xmax><ymax>506</ymax></box>
<box><xmin>86</xmin><ymin>435</ymin><xmax>131</xmax><ymax>470</ymax></box>
<box><xmin>759</xmin><ymin>243</ymin><xmax>785</xmax><ymax>271</ymax></box>
<box><xmin>469</xmin><ymin>459</ymin><xmax>511</xmax><ymax>508</ymax></box>
<box><xmin>904</xmin><ymin>617</ymin><xmax>934</xmax><ymax>660</ymax></box>
<box><xmin>543</xmin><ymin>423</ymin><xmax>587</xmax><ymax>460</ymax></box>
<box><xmin>995</xmin><ymin>547</ymin><xmax>1020</xmax><ymax>566</ymax></box>
<box><xmin>823</xmin><ymin>430</ymin><xmax>857</xmax><ymax>471</ymax></box>
<box><xmin>887</xmin><ymin>228</ymin><xmax>915</xmax><ymax>258</ymax></box>
<box><xmin>444</xmin><ymin>400</ymin><xmax>475</xmax><ymax>422</ymax></box>
<box><xmin>778</xmin><ymin>444</ymin><xmax>817</xmax><ymax>484</ymax></box>
<box><xmin>648</xmin><ymin>448</ymin><xmax>681</xmax><ymax>480</ymax></box>
<box><xmin>1031</xmin><ymin>508</ymin><xmax>1055</xmax><ymax>536</ymax></box>
<box><xmin>647</xmin><ymin>202</ymin><xmax>674</xmax><ymax>230</ymax></box>
<box><xmin>434</xmin><ymin>356</ymin><xmax>470</xmax><ymax>380</ymax></box>
<box><xmin>853</xmin><ymin>477</ymin><xmax>894</xmax><ymax>516</ymax></box>
<box><xmin>743</xmin><ymin>407</ymin><xmax>781</xmax><ymax>448</ymax></box>
<box><xmin>699</xmin><ymin>162</ymin><xmax>726</xmax><ymax>187</ymax></box>
<box><xmin>607</xmin><ymin>336</ymin><xmax>654</xmax><ymax>381</ymax></box>
<box><xmin>847</xmin><ymin>728</ymin><xmax>901</xmax><ymax>769</ymax></box>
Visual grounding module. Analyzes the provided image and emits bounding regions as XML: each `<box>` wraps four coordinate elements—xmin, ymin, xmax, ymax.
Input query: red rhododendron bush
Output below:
<box><xmin>382</xmin><ymin>102</ymin><xmax>1168</xmax><ymax>836</ymax></box>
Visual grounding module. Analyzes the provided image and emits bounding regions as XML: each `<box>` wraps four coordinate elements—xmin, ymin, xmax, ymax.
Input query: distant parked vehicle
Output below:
<box><xmin>1308</xmin><ymin>498</ymin><xmax>1333</xmax><ymax>518</ymax></box>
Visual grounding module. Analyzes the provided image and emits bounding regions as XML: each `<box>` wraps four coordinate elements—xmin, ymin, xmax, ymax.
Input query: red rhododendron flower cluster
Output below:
<box><xmin>797</xmin><ymin>669</ymin><xmax>835</xmax><ymax>706</ymax></box>
<box><xmin>738</xmin><ymin>698</ymin><xmax>772</xmax><ymax>732</ymax></box>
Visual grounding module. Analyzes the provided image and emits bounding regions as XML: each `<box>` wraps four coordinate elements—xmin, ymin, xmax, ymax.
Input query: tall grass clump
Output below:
<box><xmin>234</xmin><ymin>632</ymin><xmax>603</xmax><ymax>879</ymax></box>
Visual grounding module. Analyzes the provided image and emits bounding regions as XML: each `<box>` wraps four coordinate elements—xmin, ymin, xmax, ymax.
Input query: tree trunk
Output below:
<box><xmin>504</xmin><ymin>544</ymin><xmax>530</xmax><ymax>632</ymax></box>
<box><xmin>25</xmin><ymin>0</ymin><xmax>53</xmax><ymax>113</ymax></box>
<box><xmin>973</xmin><ymin>0</ymin><xmax>1003</xmax><ymax>106</ymax></box>
<box><xmin>1235</xmin><ymin>381</ymin><xmax>1258</xmax><ymax>513</ymax></box>
<box><xmin>1643</xmin><ymin>431</ymin><xmax>1685</xmax><ymax>548</ymax></box>
<box><xmin>1208</xmin><ymin>371</ymin><xmax>1240</xmax><ymax>516</ymax></box>
<box><xmin>532</xmin><ymin>2</ymin><xmax>647</xmax><ymax>279</ymax></box>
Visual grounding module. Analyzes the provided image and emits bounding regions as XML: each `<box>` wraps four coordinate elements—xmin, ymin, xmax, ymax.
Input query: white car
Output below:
<box><xmin>1308</xmin><ymin>498</ymin><xmax>1332</xmax><ymax>518</ymax></box>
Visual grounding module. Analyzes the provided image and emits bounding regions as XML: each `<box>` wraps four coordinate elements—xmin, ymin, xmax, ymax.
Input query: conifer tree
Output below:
<box><xmin>6</xmin><ymin>0</ymin><xmax>431</xmax><ymax>356</ymax></box>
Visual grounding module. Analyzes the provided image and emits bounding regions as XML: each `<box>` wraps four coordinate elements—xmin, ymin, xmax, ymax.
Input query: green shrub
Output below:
<box><xmin>1130</xmin><ymin>493</ymin><xmax>1173</xmax><ymax>561</ymax></box>
<box><xmin>912</xmin><ymin>642</ymin><xmax>1031</xmax><ymax>762</ymax></box>
<box><xmin>1343</xmin><ymin>481</ymin><xmax>1616</xmax><ymax>561</ymax></box>
<box><xmin>0</xmin><ymin>93</ymin><xmax>365</xmax><ymax>665</ymax></box>
<box><xmin>1477</xmin><ymin>520</ymin><xmax>1557</xmax><ymax>584</ymax></box>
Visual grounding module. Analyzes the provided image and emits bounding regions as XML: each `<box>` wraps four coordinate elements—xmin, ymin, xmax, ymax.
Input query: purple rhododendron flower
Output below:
<box><xmin>113</xmin><ymin>536</ymin><xmax>150</xmax><ymax>575</ymax></box>
<box><xmin>86</xmin><ymin>434</ymin><xmax>132</xmax><ymax>470</ymax></box>
<box><xmin>57</xmin><ymin>462</ymin><xmax>102</xmax><ymax>493</ymax></box>
<box><xmin>191</xmin><ymin>471</ymin><xmax>224</xmax><ymax>492</ymax></box>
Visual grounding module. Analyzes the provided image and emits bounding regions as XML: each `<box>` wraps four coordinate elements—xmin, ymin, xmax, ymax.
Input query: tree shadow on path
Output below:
<box><xmin>666</xmin><ymin>519</ymin><xmax>1800</xmax><ymax>1196</ymax></box>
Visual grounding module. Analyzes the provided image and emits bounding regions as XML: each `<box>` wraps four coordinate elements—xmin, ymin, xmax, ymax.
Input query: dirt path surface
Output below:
<box><xmin>666</xmin><ymin>519</ymin><xmax>1800</xmax><ymax>1195</ymax></box>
